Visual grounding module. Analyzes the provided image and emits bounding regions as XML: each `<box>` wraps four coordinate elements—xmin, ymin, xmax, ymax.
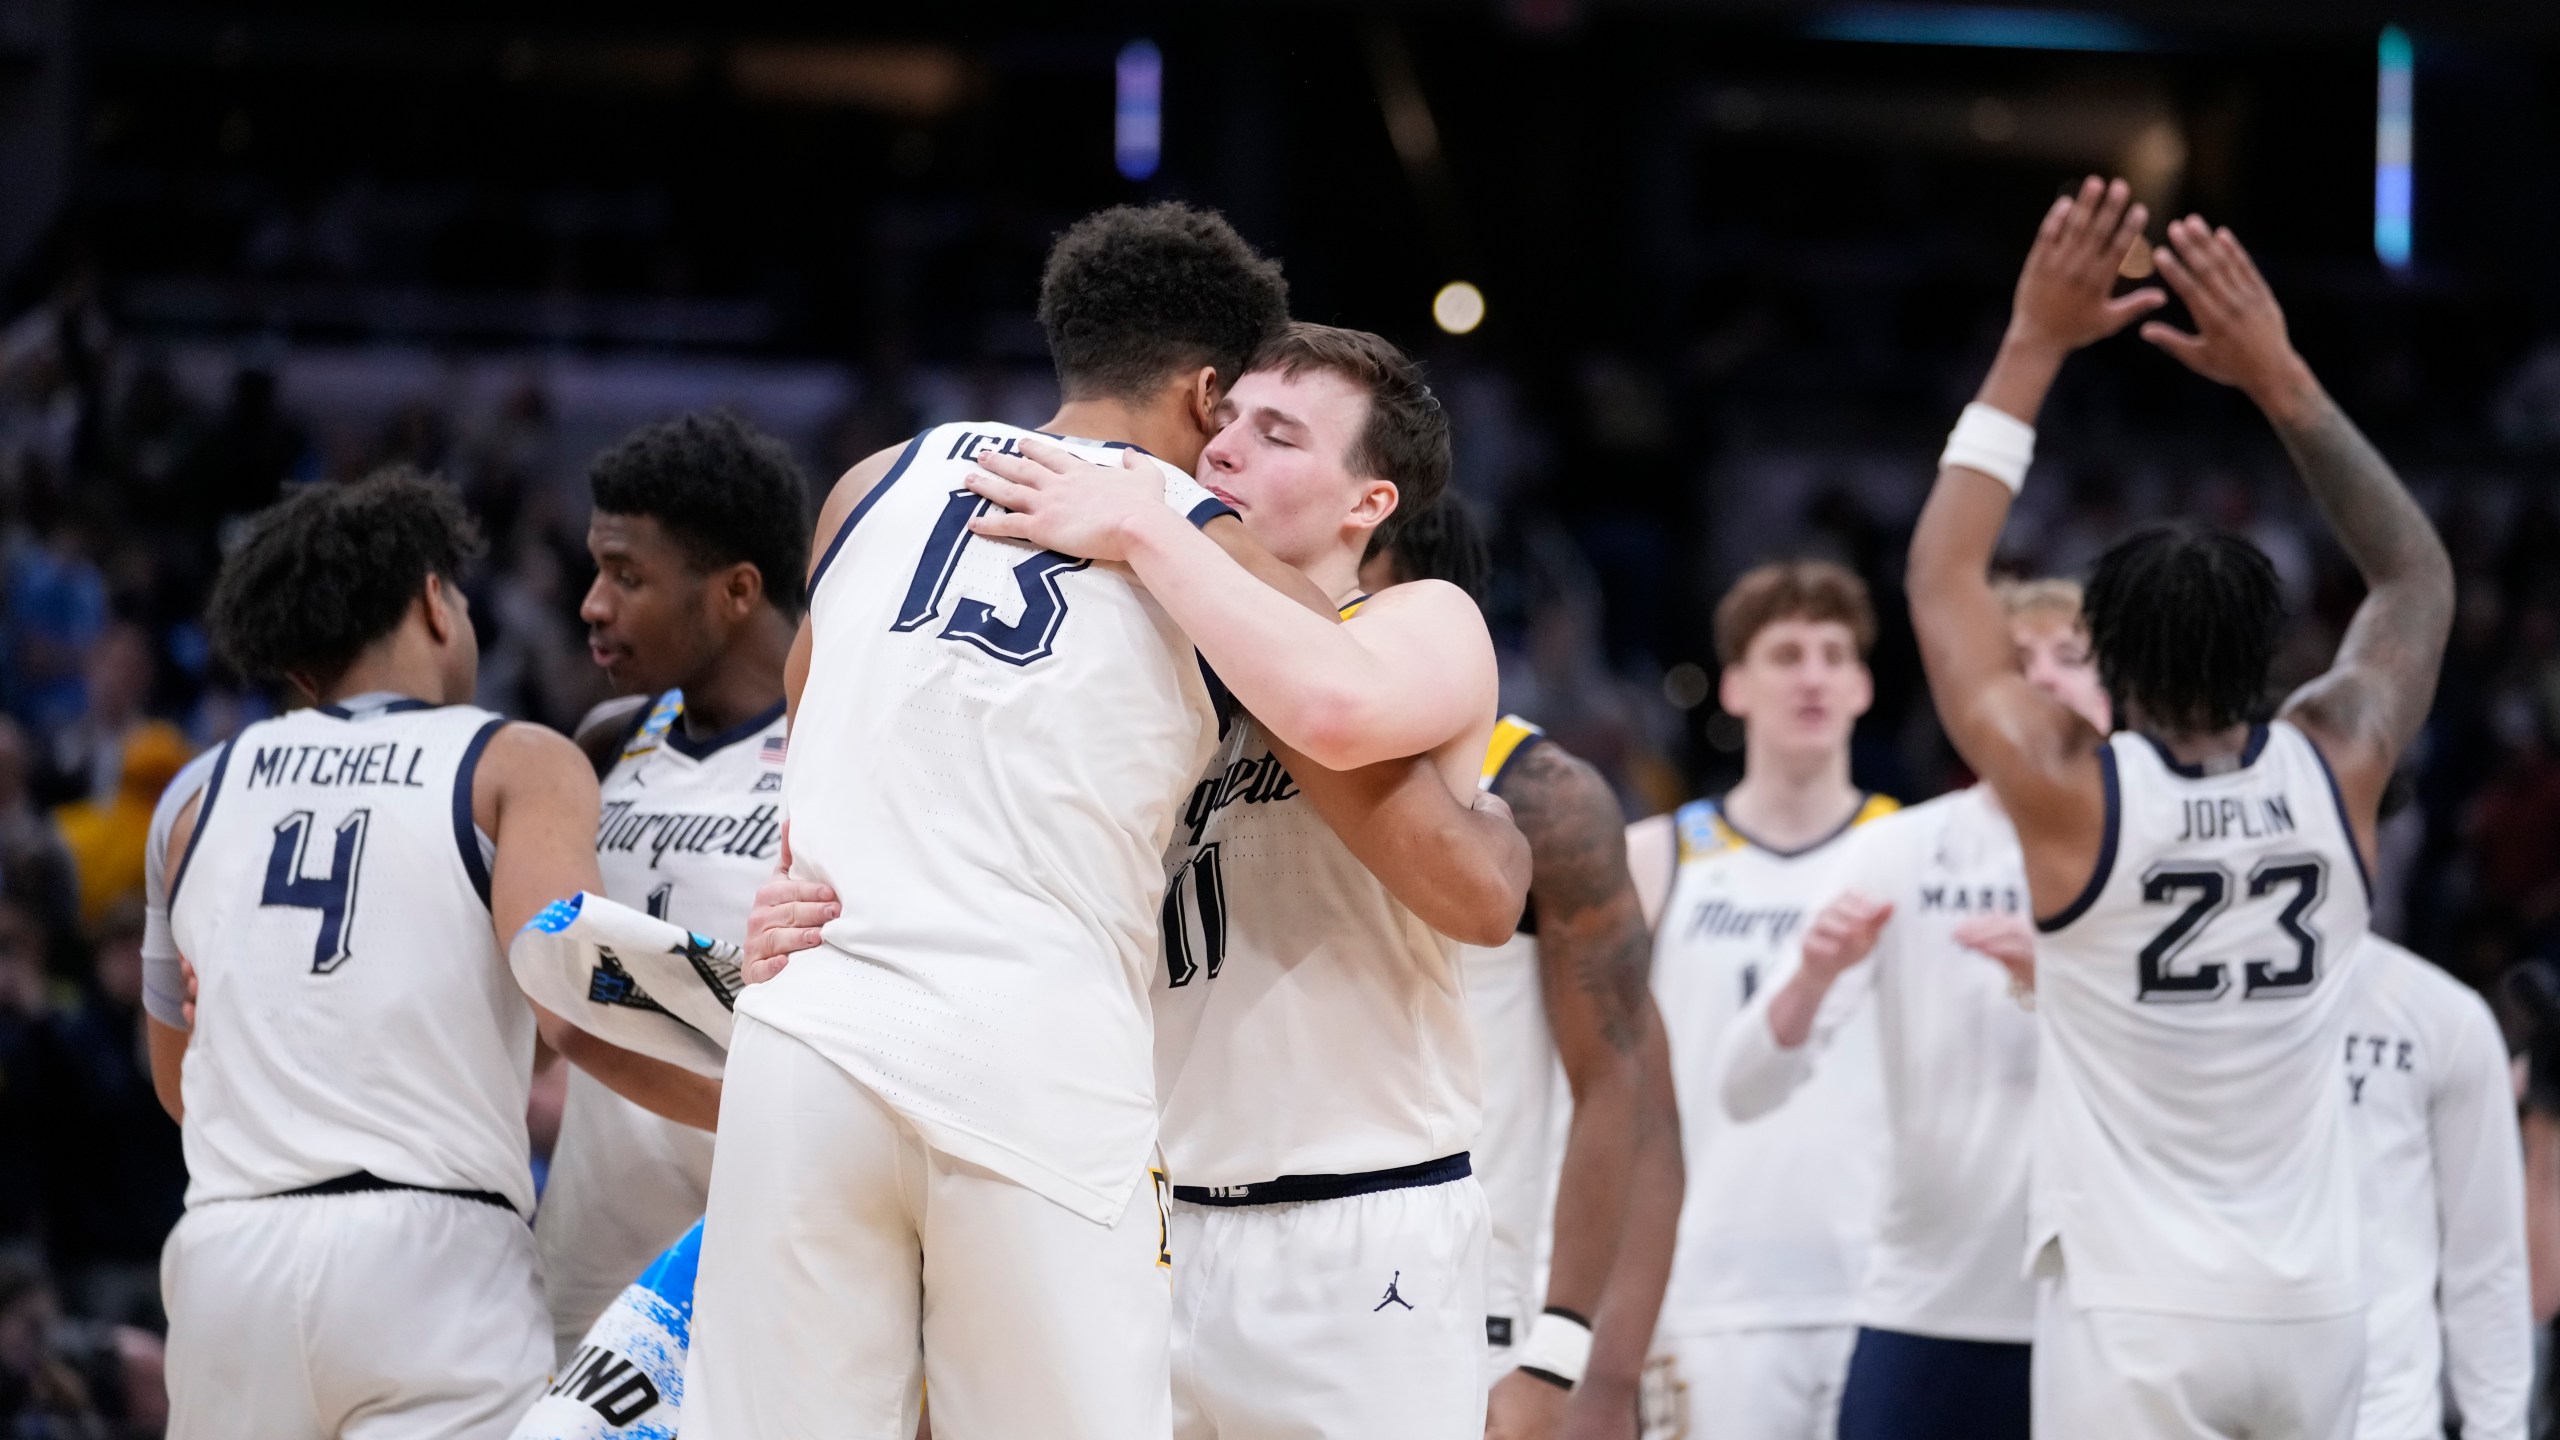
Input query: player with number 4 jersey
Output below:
<box><xmin>1908</xmin><ymin>177</ymin><xmax>2454</xmax><ymax>1438</ymax></box>
<box><xmin>147</xmin><ymin>473</ymin><xmax>719</xmax><ymax>1440</ymax></box>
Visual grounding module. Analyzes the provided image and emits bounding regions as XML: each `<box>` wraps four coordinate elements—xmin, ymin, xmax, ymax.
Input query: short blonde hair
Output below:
<box><xmin>1995</xmin><ymin>577</ymin><xmax>2084</xmax><ymax>628</ymax></box>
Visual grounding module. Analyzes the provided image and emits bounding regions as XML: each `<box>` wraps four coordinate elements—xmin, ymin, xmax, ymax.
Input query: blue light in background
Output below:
<box><xmin>1116</xmin><ymin>39</ymin><xmax>1162</xmax><ymax>183</ymax></box>
<box><xmin>2375</xmin><ymin>25</ymin><xmax>2413</xmax><ymax>271</ymax></box>
<box><xmin>1808</xmin><ymin>6</ymin><xmax>2151</xmax><ymax>52</ymax></box>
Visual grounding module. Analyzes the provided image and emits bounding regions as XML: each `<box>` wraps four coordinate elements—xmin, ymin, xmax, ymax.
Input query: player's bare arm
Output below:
<box><xmin>967</xmin><ymin>441</ymin><xmax>1499</xmax><ymax>773</ymax></box>
<box><xmin>2137</xmin><ymin>215</ymin><xmax>2453</xmax><ymax>844</ymax></box>
<box><xmin>1575</xmin><ymin>1013</ymin><xmax>1682</xmax><ymax>1440</ymax></box>
<box><xmin>478</xmin><ymin>721</ymin><xmax>722</xmax><ymax>1131</ymax></box>
<box><xmin>1489</xmin><ymin>740</ymin><xmax>1671</xmax><ymax>1438</ymax></box>
<box><xmin>784</xmin><ymin>439</ymin><xmax>912</xmax><ymax>725</ymax></box>
<box><xmin>144</xmin><ymin>788</ymin><xmax>205</xmax><ymax>1123</ymax></box>
<box><xmin>1909</xmin><ymin>176</ymin><xmax>2156</xmax><ymax>911</ymax></box>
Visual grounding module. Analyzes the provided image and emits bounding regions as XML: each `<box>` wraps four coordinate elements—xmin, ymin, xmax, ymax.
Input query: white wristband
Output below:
<box><xmin>1939</xmin><ymin>401</ymin><xmax>2036</xmax><ymax>494</ymax></box>
<box><xmin>1515</xmin><ymin>1309</ymin><xmax>1594</xmax><ymax>1389</ymax></box>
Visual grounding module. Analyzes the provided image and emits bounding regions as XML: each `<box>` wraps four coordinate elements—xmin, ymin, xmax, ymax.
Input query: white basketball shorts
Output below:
<box><xmin>681</xmin><ymin>1014</ymin><xmax>1173</xmax><ymax>1440</ymax></box>
<box><xmin>535</xmin><ymin>1066</ymin><xmax>714</xmax><ymax>1360</ymax></box>
<box><xmin>162</xmin><ymin>1187</ymin><xmax>550</xmax><ymax>1440</ymax></box>
<box><xmin>1639</xmin><ymin>1323</ymin><xmax>1857</xmax><ymax>1440</ymax></box>
<box><xmin>1170</xmin><ymin>1168</ymin><xmax>1489</xmax><ymax>1440</ymax></box>
<box><xmin>2031</xmin><ymin>1277</ymin><xmax>2364</xmax><ymax>1440</ymax></box>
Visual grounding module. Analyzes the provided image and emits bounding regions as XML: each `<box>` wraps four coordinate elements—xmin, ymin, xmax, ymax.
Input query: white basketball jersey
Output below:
<box><xmin>1826</xmin><ymin>787</ymin><xmax>2039</xmax><ymax>1342</ymax></box>
<box><xmin>1153</xmin><ymin>665</ymin><xmax>1481</xmax><ymax>1186</ymax></box>
<box><xmin>748</xmin><ymin>421</ymin><xmax>1232</xmax><ymax>1224</ymax></box>
<box><xmin>2345</xmin><ymin>936</ymin><xmax>2532</xmax><ymax>1440</ymax></box>
<box><xmin>540</xmin><ymin>691</ymin><xmax>786</xmax><ymax>1343</ymax></box>
<box><xmin>168</xmin><ymin>696</ymin><xmax>536</xmax><ymax>1214</ymax></box>
<box><xmin>2031</xmin><ymin>721</ymin><xmax>2370</xmax><ymax>1319</ymax></box>
<box><xmin>1652</xmin><ymin>793</ymin><xmax>1897</xmax><ymax>1333</ymax></box>
<box><xmin>1459</xmin><ymin>718</ymin><xmax>1567</xmax><ymax>1348</ymax></box>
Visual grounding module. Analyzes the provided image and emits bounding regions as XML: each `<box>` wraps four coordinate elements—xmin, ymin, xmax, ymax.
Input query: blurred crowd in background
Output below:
<box><xmin>4</xmin><ymin>0</ymin><xmax>2560</xmax><ymax>1431</ymax></box>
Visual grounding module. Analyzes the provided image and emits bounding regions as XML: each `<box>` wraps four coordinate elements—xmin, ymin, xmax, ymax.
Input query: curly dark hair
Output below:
<box><xmin>2083</xmin><ymin>521</ymin><xmax>2283</xmax><ymax>735</ymax></box>
<box><xmin>1365</xmin><ymin>494</ymin><xmax>1490</xmax><ymax>602</ymax></box>
<box><xmin>1037</xmin><ymin>203</ymin><xmax>1289</xmax><ymax>403</ymax></box>
<box><xmin>206</xmin><ymin>468</ymin><xmax>485</xmax><ymax>688</ymax></box>
<box><xmin>588</xmin><ymin>410</ymin><xmax>811</xmax><ymax>620</ymax></box>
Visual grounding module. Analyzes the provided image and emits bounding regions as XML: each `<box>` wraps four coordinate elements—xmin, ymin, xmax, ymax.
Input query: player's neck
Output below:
<box><xmin>674</xmin><ymin>609</ymin><xmax>794</xmax><ymax>739</ymax></box>
<box><xmin>2134</xmin><ymin>716</ymin><xmax>2257</xmax><ymax>769</ymax></box>
<box><xmin>1042</xmin><ymin>398</ymin><xmax>1203</xmax><ymax>474</ymax></box>
<box><xmin>1724</xmin><ymin>744</ymin><xmax>1860</xmax><ymax>852</ymax></box>
<box><xmin>321</xmin><ymin>639</ymin><xmax>450</xmax><ymax>710</ymax></box>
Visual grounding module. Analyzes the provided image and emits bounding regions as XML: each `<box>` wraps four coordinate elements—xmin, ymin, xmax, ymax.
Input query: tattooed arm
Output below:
<box><xmin>1487</xmin><ymin>740</ymin><xmax>1678</xmax><ymax>1439</ymax></box>
<box><xmin>2134</xmin><ymin>214</ymin><xmax>2453</xmax><ymax>838</ymax></box>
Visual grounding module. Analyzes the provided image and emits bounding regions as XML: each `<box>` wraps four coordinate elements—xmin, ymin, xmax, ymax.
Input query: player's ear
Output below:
<box><xmin>418</xmin><ymin>573</ymin><xmax>455</xmax><ymax>648</ymax></box>
<box><xmin>1185</xmin><ymin>366</ymin><xmax>1221</xmax><ymax>435</ymax></box>
<box><xmin>721</xmin><ymin>561</ymin><xmax>763</xmax><ymax>621</ymax></box>
<box><xmin>1351</xmin><ymin>479</ymin><xmax>1399</xmax><ymax>532</ymax></box>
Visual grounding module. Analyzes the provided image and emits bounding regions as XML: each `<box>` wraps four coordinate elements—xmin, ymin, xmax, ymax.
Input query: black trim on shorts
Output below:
<box><xmin>273</xmin><ymin>1169</ymin><xmax>516</xmax><ymax>1214</ymax></box>
<box><xmin>1171</xmin><ymin>1152</ymin><xmax>1471</xmax><ymax>1207</ymax></box>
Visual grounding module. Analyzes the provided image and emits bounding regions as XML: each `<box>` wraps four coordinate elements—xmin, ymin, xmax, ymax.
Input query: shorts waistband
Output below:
<box><xmin>1171</xmin><ymin>1152</ymin><xmax>1471</xmax><ymax>1207</ymax></box>
<box><xmin>268</xmin><ymin>1170</ymin><xmax>518</xmax><ymax>1214</ymax></box>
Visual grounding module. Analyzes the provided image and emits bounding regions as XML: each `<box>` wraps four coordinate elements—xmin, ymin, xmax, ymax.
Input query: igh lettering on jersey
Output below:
<box><xmin>1682</xmin><ymin>898</ymin><xmax>1804</xmax><ymax>948</ymax></box>
<box><xmin>244</xmin><ymin>741</ymin><xmax>429</xmax><ymax>791</ymax></box>
<box><xmin>946</xmin><ymin>430</ymin><xmax>1031</xmax><ymax>464</ymax></box>
<box><xmin>1180</xmin><ymin>751</ymin><xmax>1298</xmax><ymax>846</ymax></box>
<box><xmin>596</xmin><ymin>801</ymin><xmax>784</xmax><ymax>869</ymax></box>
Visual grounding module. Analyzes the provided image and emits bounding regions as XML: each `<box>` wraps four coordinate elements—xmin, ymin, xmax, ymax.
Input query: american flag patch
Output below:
<box><xmin>760</xmin><ymin>734</ymin><xmax>788</xmax><ymax>764</ymax></box>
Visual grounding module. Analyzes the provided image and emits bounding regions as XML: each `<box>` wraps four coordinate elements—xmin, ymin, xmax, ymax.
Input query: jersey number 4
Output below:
<box><xmin>261</xmin><ymin>809</ymin><xmax>371</xmax><ymax>974</ymax></box>
<box><xmin>2136</xmin><ymin>855</ymin><xmax>2327</xmax><ymax>1003</ymax></box>
<box><xmin>891</xmin><ymin>489</ymin><xmax>1091</xmax><ymax>667</ymax></box>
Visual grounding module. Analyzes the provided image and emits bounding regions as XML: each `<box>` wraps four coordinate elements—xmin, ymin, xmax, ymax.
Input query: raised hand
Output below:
<box><xmin>2139</xmin><ymin>215</ymin><xmax>2303</xmax><ymax>403</ymax></box>
<box><xmin>965</xmin><ymin>439</ymin><xmax>1165</xmax><ymax>562</ymax></box>
<box><xmin>2006</xmin><ymin>175</ymin><xmax>2165</xmax><ymax>357</ymax></box>
<box><xmin>1800</xmin><ymin>892</ymin><xmax>1893</xmax><ymax>982</ymax></box>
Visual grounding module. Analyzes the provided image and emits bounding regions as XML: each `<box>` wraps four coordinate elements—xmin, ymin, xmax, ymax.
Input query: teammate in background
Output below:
<box><xmin>145</xmin><ymin>473</ymin><xmax>719</xmax><ymax>1440</ymax></box>
<box><xmin>2342</xmin><ymin>936</ymin><xmax>2530</xmax><ymax>1440</ymax></box>
<box><xmin>691</xmin><ymin>207</ymin><xmax>1525</xmax><ymax>1440</ymax></box>
<box><xmin>1623</xmin><ymin>560</ymin><xmax>1897</xmax><ymax>1440</ymax></box>
<box><xmin>1715</xmin><ymin>579</ymin><xmax>2108</xmax><ymax>1440</ymax></box>
<box><xmin>532</xmin><ymin>411</ymin><xmax>806</xmax><ymax>1360</ymax></box>
<box><xmin>1363</xmin><ymin>506</ymin><xmax>1686</xmax><ymax>1440</ymax></box>
<box><xmin>1906</xmin><ymin>177</ymin><xmax>2454</xmax><ymax>1437</ymax></box>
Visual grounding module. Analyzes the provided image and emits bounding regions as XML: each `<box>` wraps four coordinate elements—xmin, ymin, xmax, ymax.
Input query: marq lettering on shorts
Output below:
<box><xmin>1180</xmin><ymin>751</ymin><xmax>1299</xmax><ymax>845</ymax></box>
<box><xmin>2174</xmin><ymin>793</ymin><xmax>2296</xmax><ymax>844</ymax></box>
<box><xmin>245</xmin><ymin>742</ymin><xmax>429</xmax><ymax>791</ymax></box>
<box><xmin>1682</xmin><ymin>899</ymin><xmax>1804</xmax><ymax>949</ymax></box>
<box><xmin>1917</xmin><ymin>884</ymin><xmax>2023</xmax><ymax>915</ymax></box>
<box><xmin>545</xmin><ymin>1343</ymin><xmax>660</xmax><ymax>1427</ymax></box>
<box><xmin>596</xmin><ymin>801</ymin><xmax>785</xmax><ymax>869</ymax></box>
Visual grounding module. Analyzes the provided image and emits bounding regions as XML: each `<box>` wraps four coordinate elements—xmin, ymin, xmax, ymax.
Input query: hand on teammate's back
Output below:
<box><xmin>1800</xmin><ymin>892</ymin><xmax>1893</xmax><ymax>981</ymax></box>
<box><xmin>742</xmin><ymin>871</ymin><xmax>838</xmax><ymax>985</ymax></box>
<box><xmin>2004</xmin><ymin>176</ymin><xmax>2165</xmax><ymax>358</ymax></box>
<box><xmin>966</xmin><ymin>439</ymin><xmax>1166</xmax><ymax>563</ymax></box>
<box><xmin>1483</xmin><ymin>1367</ymin><xmax>1569</xmax><ymax>1440</ymax></box>
<box><xmin>2139</xmin><ymin>216</ymin><xmax>2305</xmax><ymax>402</ymax></box>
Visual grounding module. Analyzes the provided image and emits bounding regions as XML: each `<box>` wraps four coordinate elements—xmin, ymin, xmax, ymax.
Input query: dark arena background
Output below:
<box><xmin>1</xmin><ymin>0</ymin><xmax>2558</xmax><ymax>1430</ymax></box>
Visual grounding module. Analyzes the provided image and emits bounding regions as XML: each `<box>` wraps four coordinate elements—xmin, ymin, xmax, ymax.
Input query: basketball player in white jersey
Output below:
<box><xmin>2342</xmin><ymin>935</ymin><xmax>2530</xmax><ymax>1439</ymax></box>
<box><xmin>527</xmin><ymin>410</ymin><xmax>806</xmax><ymax>1361</ymax></box>
<box><xmin>1363</xmin><ymin>505</ymin><xmax>1686</xmax><ymax>1439</ymax></box>
<box><xmin>1622</xmin><ymin>560</ymin><xmax>1898</xmax><ymax>1440</ymax></box>
<box><xmin>952</xmin><ymin>320</ymin><xmax>1505</xmax><ymax>1437</ymax></box>
<box><xmin>143</xmin><ymin>471</ymin><xmax>722</xmax><ymax>1440</ymax></box>
<box><xmin>1906</xmin><ymin>177</ymin><xmax>2455</xmax><ymax>1437</ymax></box>
<box><xmin>1716</xmin><ymin>579</ymin><xmax>2108</xmax><ymax>1440</ymax></box>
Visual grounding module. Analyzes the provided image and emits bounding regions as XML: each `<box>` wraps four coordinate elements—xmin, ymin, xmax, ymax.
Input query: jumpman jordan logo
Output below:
<box><xmin>1374</xmin><ymin>1271</ymin><xmax>1413</xmax><ymax>1312</ymax></box>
